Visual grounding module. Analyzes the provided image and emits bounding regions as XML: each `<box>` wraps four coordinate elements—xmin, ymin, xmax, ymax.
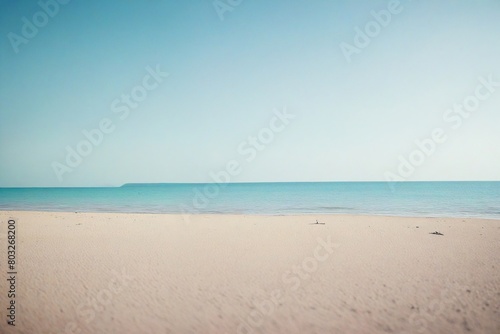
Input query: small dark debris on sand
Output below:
<box><xmin>430</xmin><ymin>231</ymin><xmax>444</xmax><ymax>236</ymax></box>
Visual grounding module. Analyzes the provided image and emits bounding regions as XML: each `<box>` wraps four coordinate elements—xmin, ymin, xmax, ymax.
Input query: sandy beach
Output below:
<box><xmin>0</xmin><ymin>211</ymin><xmax>499</xmax><ymax>334</ymax></box>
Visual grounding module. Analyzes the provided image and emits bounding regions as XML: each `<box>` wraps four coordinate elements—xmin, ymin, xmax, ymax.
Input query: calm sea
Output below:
<box><xmin>0</xmin><ymin>182</ymin><xmax>499</xmax><ymax>219</ymax></box>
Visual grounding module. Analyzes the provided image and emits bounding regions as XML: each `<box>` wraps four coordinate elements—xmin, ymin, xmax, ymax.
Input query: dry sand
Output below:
<box><xmin>0</xmin><ymin>211</ymin><xmax>499</xmax><ymax>334</ymax></box>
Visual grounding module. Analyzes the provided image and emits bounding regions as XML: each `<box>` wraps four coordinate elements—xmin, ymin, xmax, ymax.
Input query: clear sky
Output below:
<box><xmin>1</xmin><ymin>0</ymin><xmax>499</xmax><ymax>187</ymax></box>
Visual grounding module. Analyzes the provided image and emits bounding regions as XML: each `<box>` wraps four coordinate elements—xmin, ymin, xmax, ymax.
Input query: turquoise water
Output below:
<box><xmin>0</xmin><ymin>182</ymin><xmax>499</xmax><ymax>219</ymax></box>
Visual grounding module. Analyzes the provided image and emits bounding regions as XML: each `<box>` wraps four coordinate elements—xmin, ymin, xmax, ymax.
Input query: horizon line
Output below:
<box><xmin>1</xmin><ymin>180</ymin><xmax>499</xmax><ymax>189</ymax></box>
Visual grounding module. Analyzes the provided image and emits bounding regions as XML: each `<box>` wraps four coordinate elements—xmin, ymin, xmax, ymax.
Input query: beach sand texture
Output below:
<box><xmin>0</xmin><ymin>211</ymin><xmax>499</xmax><ymax>334</ymax></box>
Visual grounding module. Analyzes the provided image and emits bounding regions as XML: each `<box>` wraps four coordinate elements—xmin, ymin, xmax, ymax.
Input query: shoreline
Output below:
<box><xmin>2</xmin><ymin>210</ymin><xmax>500</xmax><ymax>222</ymax></box>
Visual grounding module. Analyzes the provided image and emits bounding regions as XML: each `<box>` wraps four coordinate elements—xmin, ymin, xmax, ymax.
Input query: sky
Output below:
<box><xmin>0</xmin><ymin>0</ymin><xmax>499</xmax><ymax>187</ymax></box>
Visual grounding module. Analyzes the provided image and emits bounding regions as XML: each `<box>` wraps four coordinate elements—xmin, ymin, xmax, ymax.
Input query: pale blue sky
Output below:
<box><xmin>1</xmin><ymin>0</ymin><xmax>499</xmax><ymax>187</ymax></box>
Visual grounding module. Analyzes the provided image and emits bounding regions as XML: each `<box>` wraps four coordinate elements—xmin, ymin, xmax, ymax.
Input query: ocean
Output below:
<box><xmin>0</xmin><ymin>182</ymin><xmax>499</xmax><ymax>219</ymax></box>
